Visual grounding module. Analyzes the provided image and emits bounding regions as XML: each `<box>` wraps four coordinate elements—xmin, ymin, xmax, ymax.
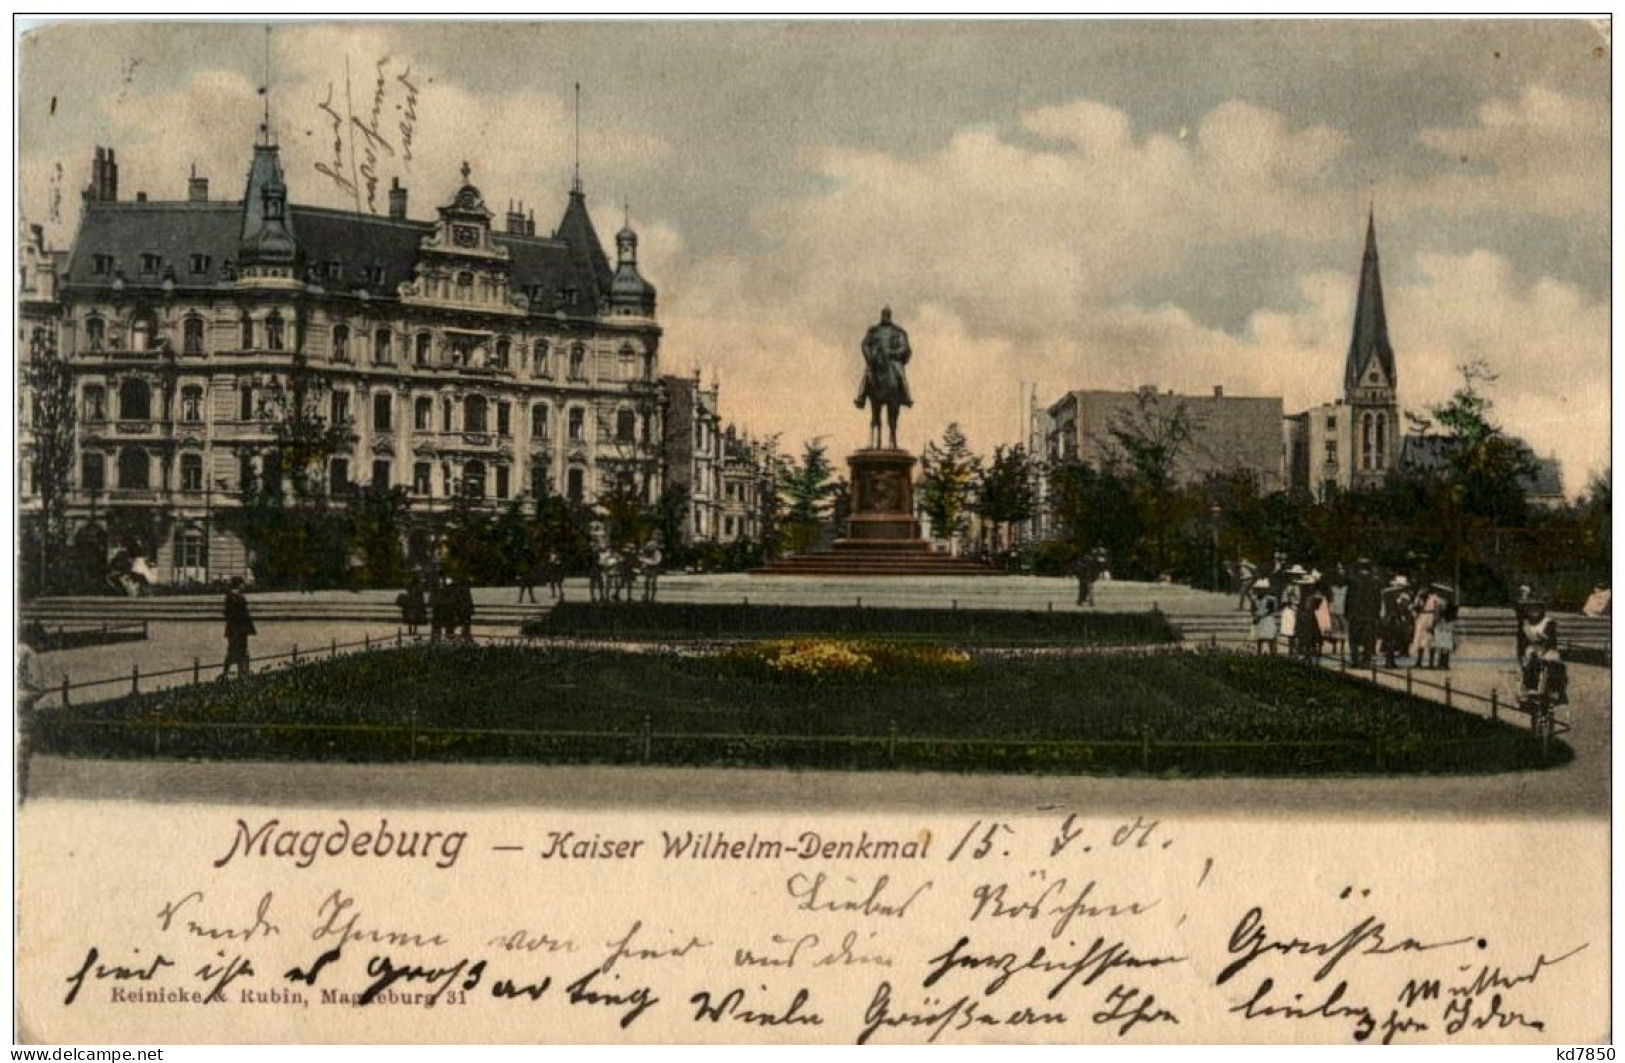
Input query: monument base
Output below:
<box><xmin>752</xmin><ymin>447</ymin><xmax>998</xmax><ymax>576</ymax></box>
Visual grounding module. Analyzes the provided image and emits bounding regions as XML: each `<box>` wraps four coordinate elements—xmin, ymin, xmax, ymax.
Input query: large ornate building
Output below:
<box><xmin>20</xmin><ymin>129</ymin><xmax>664</xmax><ymax>585</ymax></box>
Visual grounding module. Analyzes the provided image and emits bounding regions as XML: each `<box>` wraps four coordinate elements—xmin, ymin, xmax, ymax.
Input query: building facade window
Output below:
<box><xmin>129</xmin><ymin>313</ymin><xmax>156</xmax><ymax>352</ymax></box>
<box><xmin>442</xmin><ymin>398</ymin><xmax>453</xmax><ymax>433</ymax></box>
<box><xmin>241</xmin><ymin>315</ymin><xmax>254</xmax><ymax>351</ymax></box>
<box><xmin>82</xmin><ymin>452</ymin><xmax>105</xmax><ymax>491</ymax></box>
<box><xmin>531</xmin><ymin>403</ymin><xmax>549</xmax><ymax>439</ymax></box>
<box><xmin>374</xmin><ymin>328</ymin><xmax>393</xmax><ymax>364</ymax></box>
<box><xmin>616</xmin><ymin>409</ymin><xmax>636</xmax><ymax>443</ymax></box>
<box><xmin>463</xmin><ymin>460</ymin><xmax>486</xmax><ymax>498</ymax></box>
<box><xmin>372</xmin><ymin>459</ymin><xmax>391</xmax><ymax>489</ymax></box>
<box><xmin>330</xmin><ymin>458</ymin><xmax>350</xmax><ymax>494</ymax></box>
<box><xmin>330</xmin><ymin>390</ymin><xmax>351</xmax><ymax>427</ymax></box>
<box><xmin>415</xmin><ymin>332</ymin><xmax>432</xmax><ymax>366</ymax></box>
<box><xmin>332</xmin><ymin>324</ymin><xmax>350</xmax><ymax>361</ymax></box>
<box><xmin>83</xmin><ymin>385</ymin><xmax>107</xmax><ymax>421</ymax></box>
<box><xmin>494</xmin><ymin>338</ymin><xmax>511</xmax><ymax>369</ymax></box>
<box><xmin>85</xmin><ymin>316</ymin><xmax>106</xmax><ymax>352</ymax></box>
<box><xmin>414</xmin><ymin>396</ymin><xmax>433</xmax><ymax>431</ymax></box>
<box><xmin>495</xmin><ymin>466</ymin><xmax>510</xmax><ymax>499</ymax></box>
<box><xmin>118</xmin><ymin>448</ymin><xmax>149</xmax><ymax>490</ymax></box>
<box><xmin>373</xmin><ymin>392</ymin><xmax>393</xmax><ymax>432</ymax></box>
<box><xmin>180</xmin><ymin>385</ymin><xmax>203</xmax><ymax>422</ymax></box>
<box><xmin>173</xmin><ymin>526</ymin><xmax>207</xmax><ymax>569</ymax></box>
<box><xmin>535</xmin><ymin>341</ymin><xmax>551</xmax><ymax>378</ymax></box>
<box><xmin>567</xmin><ymin>466</ymin><xmax>585</xmax><ymax>503</ymax></box>
<box><xmin>1374</xmin><ymin>413</ymin><xmax>1387</xmax><ymax>469</ymax></box>
<box><xmin>240</xmin><ymin>385</ymin><xmax>255</xmax><ymax>421</ymax></box>
<box><xmin>569</xmin><ymin>343</ymin><xmax>586</xmax><ymax>380</ymax></box>
<box><xmin>183</xmin><ymin>316</ymin><xmax>205</xmax><ymax>355</ymax></box>
<box><xmin>568</xmin><ymin>407</ymin><xmax>584</xmax><ymax>441</ymax></box>
<box><xmin>140</xmin><ymin>253</ymin><xmax>162</xmax><ymax>275</ymax></box>
<box><xmin>465</xmin><ymin>395</ymin><xmax>488</xmax><ymax>433</ymax></box>
<box><xmin>180</xmin><ymin>453</ymin><xmax>203</xmax><ymax>492</ymax></box>
<box><xmin>413</xmin><ymin>462</ymin><xmax>432</xmax><ymax>495</ymax></box>
<box><xmin>190</xmin><ymin>254</ymin><xmax>211</xmax><ymax>275</ymax></box>
<box><xmin>118</xmin><ymin>378</ymin><xmax>151</xmax><ymax>421</ymax></box>
<box><xmin>266</xmin><ymin>312</ymin><xmax>286</xmax><ymax>352</ymax></box>
<box><xmin>496</xmin><ymin>401</ymin><xmax>511</xmax><ymax>437</ymax></box>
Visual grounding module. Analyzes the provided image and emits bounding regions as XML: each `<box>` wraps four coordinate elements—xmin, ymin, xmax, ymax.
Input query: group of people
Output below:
<box><xmin>589</xmin><ymin>540</ymin><xmax>665</xmax><ymax>604</ymax></box>
<box><xmin>394</xmin><ymin>577</ymin><xmax>477</xmax><ymax>641</ymax></box>
<box><xmin>1243</xmin><ymin>557</ymin><xmax>1459</xmax><ymax>670</ymax></box>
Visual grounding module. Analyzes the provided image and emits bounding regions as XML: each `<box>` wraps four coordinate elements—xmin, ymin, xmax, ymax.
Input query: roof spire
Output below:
<box><xmin>259</xmin><ymin>24</ymin><xmax>273</xmax><ymax>145</ymax></box>
<box><xmin>1344</xmin><ymin>211</ymin><xmax>1396</xmax><ymax>398</ymax></box>
<box><xmin>571</xmin><ymin>82</ymin><xmax>583</xmax><ymax>195</ymax></box>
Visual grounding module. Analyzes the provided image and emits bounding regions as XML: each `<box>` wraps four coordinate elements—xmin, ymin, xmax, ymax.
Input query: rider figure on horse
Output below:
<box><xmin>855</xmin><ymin>306</ymin><xmax>913</xmax><ymax>449</ymax></box>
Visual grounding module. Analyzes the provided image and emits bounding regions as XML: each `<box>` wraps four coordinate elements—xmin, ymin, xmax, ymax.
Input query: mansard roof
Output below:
<box><xmin>64</xmin><ymin>196</ymin><xmax>618</xmax><ymax>317</ymax></box>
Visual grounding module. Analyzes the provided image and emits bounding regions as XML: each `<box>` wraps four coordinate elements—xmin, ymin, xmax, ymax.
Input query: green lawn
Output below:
<box><xmin>40</xmin><ymin>644</ymin><xmax>1566</xmax><ymax>776</ymax></box>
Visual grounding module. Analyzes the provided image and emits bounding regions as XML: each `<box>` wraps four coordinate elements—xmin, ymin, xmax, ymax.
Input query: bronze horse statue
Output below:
<box><xmin>854</xmin><ymin>306</ymin><xmax>913</xmax><ymax>450</ymax></box>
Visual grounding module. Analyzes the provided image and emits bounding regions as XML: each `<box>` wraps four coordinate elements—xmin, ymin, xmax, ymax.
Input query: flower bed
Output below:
<box><xmin>39</xmin><ymin>645</ymin><xmax>1566</xmax><ymax>776</ymax></box>
<box><xmin>522</xmin><ymin>602</ymin><xmax>1177</xmax><ymax>645</ymax></box>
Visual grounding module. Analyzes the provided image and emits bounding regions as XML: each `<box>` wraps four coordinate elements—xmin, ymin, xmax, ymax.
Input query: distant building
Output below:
<box><xmin>1286</xmin><ymin>213</ymin><xmax>1402</xmax><ymax>501</ymax></box>
<box><xmin>1399</xmin><ymin>434</ymin><xmax>1565</xmax><ymax>508</ymax></box>
<box><xmin>1044</xmin><ymin>385</ymin><xmax>1286</xmax><ymax>491</ymax></box>
<box><xmin>661</xmin><ymin>371</ymin><xmax>770</xmax><ymax>546</ymax></box>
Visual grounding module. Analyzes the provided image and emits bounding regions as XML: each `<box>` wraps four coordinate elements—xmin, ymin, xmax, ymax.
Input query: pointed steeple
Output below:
<box><xmin>238</xmin><ymin>139</ymin><xmax>296</xmax><ymax>267</ymax></box>
<box><xmin>553</xmin><ymin>185</ymin><xmax>614</xmax><ymax>303</ymax></box>
<box><xmin>1344</xmin><ymin>209</ymin><xmax>1396</xmax><ymax>397</ymax></box>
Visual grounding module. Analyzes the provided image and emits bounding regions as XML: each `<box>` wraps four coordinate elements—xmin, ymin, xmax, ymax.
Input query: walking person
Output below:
<box><xmin>1235</xmin><ymin>557</ymin><xmax>1257</xmax><ymax>611</ymax></box>
<box><xmin>429</xmin><ymin>577</ymin><xmax>452</xmax><ymax>642</ymax></box>
<box><xmin>1432</xmin><ymin>584</ymin><xmax>1458</xmax><ymax>670</ymax></box>
<box><xmin>219</xmin><ymin>577</ymin><xmax>256</xmax><ymax>680</ymax></box>
<box><xmin>454</xmin><ymin>578</ymin><xmax>476</xmax><ymax>641</ymax></box>
<box><xmin>1249</xmin><ymin>579</ymin><xmax>1279</xmax><ymax>656</ymax></box>
<box><xmin>16</xmin><ymin>634</ymin><xmax>47</xmax><ymax>805</ymax></box>
<box><xmin>397</xmin><ymin>579</ymin><xmax>427</xmax><ymax>636</ymax></box>
<box><xmin>1381</xmin><ymin>575</ymin><xmax>1413</xmax><ymax>668</ymax></box>
<box><xmin>1345</xmin><ymin>559</ymin><xmax>1381</xmax><ymax>667</ymax></box>
<box><xmin>1295</xmin><ymin>575</ymin><xmax>1323</xmax><ymax>661</ymax></box>
<box><xmin>638</xmin><ymin>539</ymin><xmax>664</xmax><ymax>604</ymax></box>
<box><xmin>1410</xmin><ymin>581</ymin><xmax>1442</xmax><ymax>668</ymax></box>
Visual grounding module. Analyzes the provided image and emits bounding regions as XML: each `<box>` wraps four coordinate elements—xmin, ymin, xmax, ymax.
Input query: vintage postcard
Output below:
<box><xmin>11</xmin><ymin>17</ymin><xmax>1612</xmax><ymax>1045</ymax></box>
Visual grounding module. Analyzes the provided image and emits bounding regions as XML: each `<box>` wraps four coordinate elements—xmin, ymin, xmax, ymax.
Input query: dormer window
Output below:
<box><xmin>92</xmin><ymin>254</ymin><xmax>114</xmax><ymax>276</ymax></box>
<box><xmin>324</xmin><ymin>261</ymin><xmax>343</xmax><ymax>282</ymax></box>
<box><xmin>139</xmin><ymin>253</ymin><xmax>162</xmax><ymax>275</ymax></box>
<box><xmin>190</xmin><ymin>254</ymin><xmax>212</xmax><ymax>275</ymax></box>
<box><xmin>455</xmin><ymin>272</ymin><xmax>474</xmax><ymax>300</ymax></box>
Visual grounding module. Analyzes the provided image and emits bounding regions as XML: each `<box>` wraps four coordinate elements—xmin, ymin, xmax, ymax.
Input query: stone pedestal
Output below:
<box><xmin>842</xmin><ymin>449</ymin><xmax>922</xmax><ymax>541</ymax></box>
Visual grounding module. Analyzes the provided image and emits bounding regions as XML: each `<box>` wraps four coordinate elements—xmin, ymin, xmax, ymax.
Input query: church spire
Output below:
<box><xmin>1344</xmin><ymin>209</ymin><xmax>1396</xmax><ymax>398</ymax></box>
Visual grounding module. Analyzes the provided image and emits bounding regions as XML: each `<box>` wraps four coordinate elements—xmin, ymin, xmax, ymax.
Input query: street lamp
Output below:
<box><xmin>1210</xmin><ymin>501</ymin><xmax>1223</xmax><ymax>593</ymax></box>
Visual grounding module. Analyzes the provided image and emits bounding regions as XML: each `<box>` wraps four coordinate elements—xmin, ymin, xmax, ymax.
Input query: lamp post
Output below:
<box><xmin>1210</xmin><ymin>501</ymin><xmax>1222</xmax><ymax>593</ymax></box>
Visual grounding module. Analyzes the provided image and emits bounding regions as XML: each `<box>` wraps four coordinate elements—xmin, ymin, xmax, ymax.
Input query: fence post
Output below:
<box><xmin>131</xmin><ymin>664</ymin><xmax>140</xmax><ymax>696</ymax></box>
<box><xmin>887</xmin><ymin>720</ymin><xmax>898</xmax><ymax>762</ymax></box>
<box><xmin>331</xmin><ymin>637</ymin><xmax>338</xmax><ymax>658</ymax></box>
<box><xmin>952</xmin><ymin>599</ymin><xmax>958</xmax><ymax>611</ymax></box>
<box><xmin>856</xmin><ymin>596</ymin><xmax>862</xmax><ymax>609</ymax></box>
<box><xmin>292</xmin><ymin>643</ymin><xmax>299</xmax><ymax>664</ymax></box>
<box><xmin>60</xmin><ymin>674</ymin><xmax>70</xmax><ymax>709</ymax></box>
<box><xmin>397</xmin><ymin>629</ymin><xmax>404</xmax><ymax>649</ymax></box>
<box><xmin>364</xmin><ymin>633</ymin><xmax>371</xmax><ymax>652</ymax></box>
<box><xmin>1444</xmin><ymin>677</ymin><xmax>1453</xmax><ymax>708</ymax></box>
<box><xmin>1047</xmin><ymin>600</ymin><xmax>1053</xmax><ymax>613</ymax></box>
<box><xmin>641</xmin><ymin>714</ymin><xmax>653</xmax><ymax>764</ymax></box>
<box><xmin>1490</xmin><ymin>688</ymin><xmax>1499</xmax><ymax>721</ymax></box>
<box><xmin>192</xmin><ymin>657</ymin><xmax>200</xmax><ymax>685</ymax></box>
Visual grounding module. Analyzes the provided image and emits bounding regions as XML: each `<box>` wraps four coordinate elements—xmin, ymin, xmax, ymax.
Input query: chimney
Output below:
<box><xmin>188</xmin><ymin>164</ymin><xmax>209</xmax><ymax>202</ymax></box>
<box><xmin>506</xmin><ymin>200</ymin><xmax>527</xmax><ymax>235</ymax></box>
<box><xmin>388</xmin><ymin>177</ymin><xmax>408</xmax><ymax>219</ymax></box>
<box><xmin>1213</xmin><ymin>385</ymin><xmax>1224</xmax><ymax>398</ymax></box>
<box><xmin>526</xmin><ymin>209</ymin><xmax>536</xmax><ymax>236</ymax></box>
<box><xmin>104</xmin><ymin>147</ymin><xmax>119</xmax><ymax>201</ymax></box>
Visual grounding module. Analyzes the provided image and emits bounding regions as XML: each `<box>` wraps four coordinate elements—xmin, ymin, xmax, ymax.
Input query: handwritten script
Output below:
<box><xmin>16</xmin><ymin>811</ymin><xmax>1606</xmax><ymax>1044</ymax></box>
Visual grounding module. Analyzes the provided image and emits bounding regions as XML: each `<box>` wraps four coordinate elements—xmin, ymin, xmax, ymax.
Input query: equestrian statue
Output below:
<box><xmin>855</xmin><ymin>306</ymin><xmax>913</xmax><ymax>450</ymax></box>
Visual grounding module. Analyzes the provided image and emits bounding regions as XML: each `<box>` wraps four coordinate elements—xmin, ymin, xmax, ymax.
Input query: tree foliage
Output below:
<box><xmin>919</xmin><ymin>422</ymin><xmax>980</xmax><ymax>550</ymax></box>
<box><xmin>972</xmin><ymin>443</ymin><xmax>1036</xmax><ymax>551</ymax></box>
<box><xmin>23</xmin><ymin>325</ymin><xmax>76</xmax><ymax>593</ymax></box>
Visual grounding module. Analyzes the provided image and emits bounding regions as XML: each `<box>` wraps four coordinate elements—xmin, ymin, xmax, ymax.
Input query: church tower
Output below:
<box><xmin>1343</xmin><ymin>210</ymin><xmax>1400</xmax><ymax>490</ymax></box>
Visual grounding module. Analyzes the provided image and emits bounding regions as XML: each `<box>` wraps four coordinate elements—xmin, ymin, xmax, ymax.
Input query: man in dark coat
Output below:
<box><xmin>1345</xmin><ymin>559</ymin><xmax>1382</xmax><ymax>667</ymax></box>
<box><xmin>219</xmin><ymin>578</ymin><xmax>256</xmax><ymax>679</ymax></box>
<box><xmin>453</xmin><ymin>579</ymin><xmax>475</xmax><ymax>641</ymax></box>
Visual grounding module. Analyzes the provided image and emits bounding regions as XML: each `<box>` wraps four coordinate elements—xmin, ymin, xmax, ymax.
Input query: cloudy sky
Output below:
<box><xmin>18</xmin><ymin>19</ymin><xmax>1611</xmax><ymax>491</ymax></box>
